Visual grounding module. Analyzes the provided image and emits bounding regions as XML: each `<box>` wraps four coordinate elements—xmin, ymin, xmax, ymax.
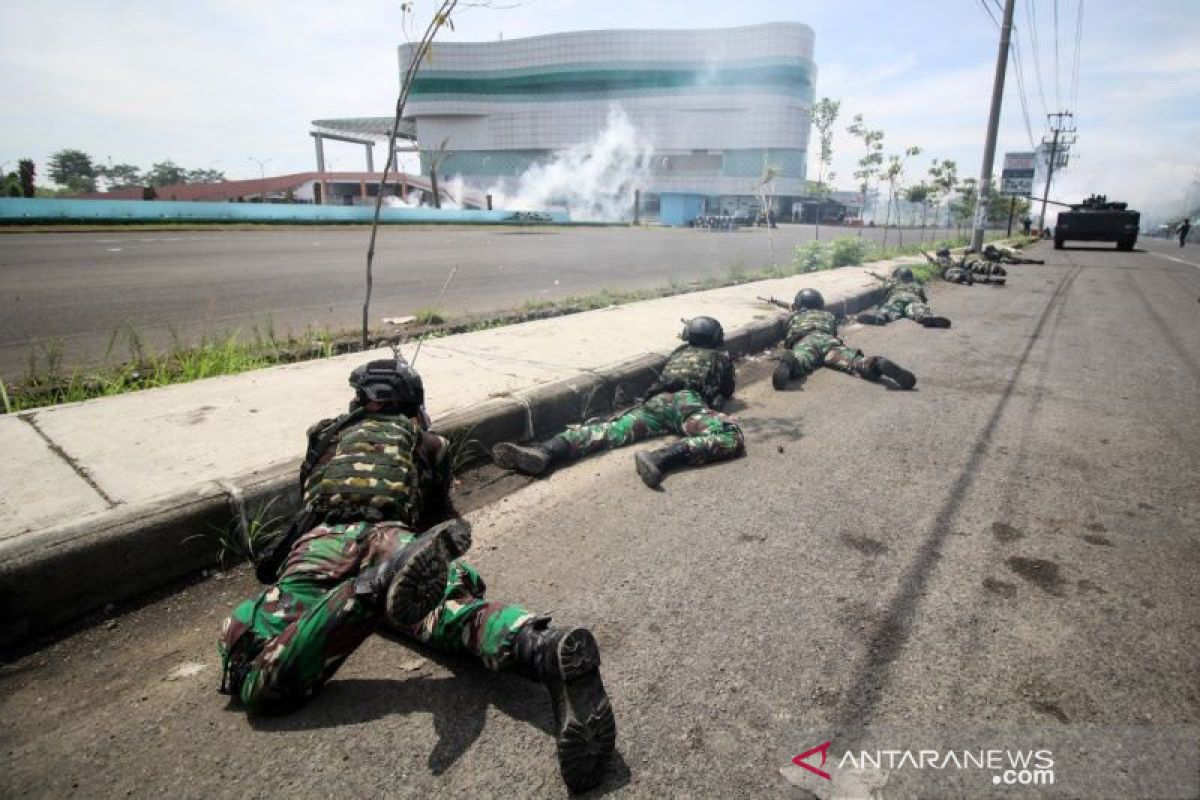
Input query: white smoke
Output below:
<box><xmin>485</xmin><ymin>106</ymin><xmax>653</xmax><ymax>222</ymax></box>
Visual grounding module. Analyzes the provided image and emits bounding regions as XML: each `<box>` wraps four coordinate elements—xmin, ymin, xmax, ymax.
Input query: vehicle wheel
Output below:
<box><xmin>1054</xmin><ymin>236</ymin><xmax>1064</xmax><ymax>250</ymax></box>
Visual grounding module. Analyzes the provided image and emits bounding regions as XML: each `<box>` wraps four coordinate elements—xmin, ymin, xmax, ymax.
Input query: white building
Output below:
<box><xmin>396</xmin><ymin>23</ymin><xmax>816</xmax><ymax>221</ymax></box>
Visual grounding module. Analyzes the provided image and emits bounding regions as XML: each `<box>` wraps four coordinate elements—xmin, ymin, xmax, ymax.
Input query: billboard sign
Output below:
<box><xmin>1001</xmin><ymin>151</ymin><xmax>1036</xmax><ymax>196</ymax></box>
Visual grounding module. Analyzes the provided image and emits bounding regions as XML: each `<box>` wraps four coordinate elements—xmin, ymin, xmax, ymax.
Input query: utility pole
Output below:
<box><xmin>971</xmin><ymin>0</ymin><xmax>1016</xmax><ymax>253</ymax></box>
<box><xmin>1037</xmin><ymin>111</ymin><xmax>1076</xmax><ymax>231</ymax></box>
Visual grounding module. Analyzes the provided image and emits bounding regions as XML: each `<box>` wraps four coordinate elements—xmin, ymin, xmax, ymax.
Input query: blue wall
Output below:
<box><xmin>659</xmin><ymin>193</ymin><xmax>706</xmax><ymax>227</ymax></box>
<box><xmin>0</xmin><ymin>198</ymin><xmax>570</xmax><ymax>225</ymax></box>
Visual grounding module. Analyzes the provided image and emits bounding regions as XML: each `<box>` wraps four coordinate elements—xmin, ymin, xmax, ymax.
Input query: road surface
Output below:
<box><xmin>2</xmin><ymin>242</ymin><xmax>1198</xmax><ymax>798</ymax></box>
<box><xmin>0</xmin><ymin>223</ymin><xmax>959</xmax><ymax>380</ymax></box>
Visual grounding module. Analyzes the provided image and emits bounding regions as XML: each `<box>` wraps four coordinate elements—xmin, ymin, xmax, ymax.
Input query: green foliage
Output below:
<box><xmin>48</xmin><ymin>149</ymin><xmax>97</xmax><ymax>192</ymax></box>
<box><xmin>145</xmin><ymin>160</ymin><xmax>190</xmax><ymax>187</ymax></box>
<box><xmin>18</xmin><ymin>160</ymin><xmax>36</xmax><ymax>197</ymax></box>
<box><xmin>847</xmin><ymin>113</ymin><xmax>885</xmax><ymax>216</ymax></box>
<box><xmin>414</xmin><ymin>307</ymin><xmax>446</xmax><ymax>325</ymax></box>
<box><xmin>793</xmin><ymin>241</ymin><xmax>830</xmax><ymax>272</ymax></box>
<box><xmin>4</xmin><ymin>319</ymin><xmax>341</xmax><ymax>413</ymax></box>
<box><xmin>198</xmin><ymin>495</ymin><xmax>287</xmax><ymax>567</ymax></box>
<box><xmin>444</xmin><ymin>426</ymin><xmax>486</xmax><ymax>476</ymax></box>
<box><xmin>829</xmin><ymin>236</ymin><xmax>871</xmax><ymax>267</ymax></box>
<box><xmin>98</xmin><ymin>163</ymin><xmax>144</xmax><ymax>190</ymax></box>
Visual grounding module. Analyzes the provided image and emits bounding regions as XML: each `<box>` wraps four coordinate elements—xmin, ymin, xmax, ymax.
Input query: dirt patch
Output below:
<box><xmin>1006</xmin><ymin>556</ymin><xmax>1065</xmax><ymax>596</ymax></box>
<box><xmin>982</xmin><ymin>577</ymin><xmax>1018</xmax><ymax>598</ymax></box>
<box><xmin>991</xmin><ymin>522</ymin><xmax>1024</xmax><ymax>542</ymax></box>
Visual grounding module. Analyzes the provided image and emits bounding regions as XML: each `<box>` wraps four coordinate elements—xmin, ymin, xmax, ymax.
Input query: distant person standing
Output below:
<box><xmin>1021</xmin><ymin>215</ymin><xmax>1032</xmax><ymax>236</ymax></box>
<box><xmin>1179</xmin><ymin>219</ymin><xmax>1192</xmax><ymax>248</ymax></box>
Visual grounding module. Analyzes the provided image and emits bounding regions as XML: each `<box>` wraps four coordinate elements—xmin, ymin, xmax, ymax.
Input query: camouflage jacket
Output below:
<box><xmin>655</xmin><ymin>344</ymin><xmax>736</xmax><ymax>405</ymax></box>
<box><xmin>887</xmin><ymin>279</ymin><xmax>927</xmax><ymax>304</ymax></box>
<box><xmin>784</xmin><ymin>309</ymin><xmax>840</xmax><ymax>347</ymax></box>
<box><xmin>301</xmin><ymin>411</ymin><xmax>451</xmax><ymax>528</ymax></box>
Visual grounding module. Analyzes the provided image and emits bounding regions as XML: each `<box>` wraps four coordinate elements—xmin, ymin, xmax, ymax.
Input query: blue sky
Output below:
<box><xmin>1</xmin><ymin>0</ymin><xmax>1196</xmax><ymax>221</ymax></box>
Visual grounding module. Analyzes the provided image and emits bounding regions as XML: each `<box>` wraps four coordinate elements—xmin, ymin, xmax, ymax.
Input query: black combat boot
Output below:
<box><xmin>634</xmin><ymin>440</ymin><xmax>692</xmax><ymax>488</ymax></box>
<box><xmin>862</xmin><ymin>356</ymin><xmax>917</xmax><ymax>390</ymax></box>
<box><xmin>919</xmin><ymin>315</ymin><xmax>952</xmax><ymax>328</ymax></box>
<box><xmin>772</xmin><ymin>351</ymin><xmax>800</xmax><ymax>390</ymax></box>
<box><xmin>492</xmin><ymin>435</ymin><xmax>572</xmax><ymax>475</ymax></box>
<box><xmin>856</xmin><ymin>311</ymin><xmax>890</xmax><ymax>326</ymax></box>
<box><xmin>511</xmin><ymin>620</ymin><xmax>617</xmax><ymax>794</ymax></box>
<box><xmin>353</xmin><ymin>519</ymin><xmax>472</xmax><ymax>627</ymax></box>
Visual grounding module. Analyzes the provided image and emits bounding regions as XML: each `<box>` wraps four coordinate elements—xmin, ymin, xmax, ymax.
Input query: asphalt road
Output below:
<box><xmin>2</xmin><ymin>242</ymin><xmax>1198</xmax><ymax>798</ymax></box>
<box><xmin>0</xmin><ymin>223</ymin><xmax>959</xmax><ymax>380</ymax></box>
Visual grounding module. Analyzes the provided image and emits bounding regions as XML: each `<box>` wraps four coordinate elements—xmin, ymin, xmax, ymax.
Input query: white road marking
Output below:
<box><xmin>1147</xmin><ymin>250</ymin><xmax>1200</xmax><ymax>270</ymax></box>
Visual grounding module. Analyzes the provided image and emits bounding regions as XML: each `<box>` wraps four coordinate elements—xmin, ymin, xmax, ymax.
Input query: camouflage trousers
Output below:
<box><xmin>942</xmin><ymin>266</ymin><xmax>972</xmax><ymax>284</ymax></box>
<box><xmin>787</xmin><ymin>332</ymin><xmax>870</xmax><ymax>378</ymax></box>
<box><xmin>880</xmin><ymin>295</ymin><xmax>931</xmax><ymax>322</ymax></box>
<box><xmin>556</xmin><ymin>389</ymin><xmax>743</xmax><ymax>464</ymax></box>
<box><xmin>218</xmin><ymin>521</ymin><xmax>534</xmax><ymax>713</ymax></box>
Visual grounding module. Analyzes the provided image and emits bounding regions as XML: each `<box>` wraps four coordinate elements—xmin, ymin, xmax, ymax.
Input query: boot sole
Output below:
<box><xmin>549</xmin><ymin>628</ymin><xmax>617</xmax><ymax>794</ymax></box>
<box><xmin>880</xmin><ymin>360</ymin><xmax>917</xmax><ymax>390</ymax></box>
<box><xmin>492</xmin><ymin>442</ymin><xmax>550</xmax><ymax>475</ymax></box>
<box><xmin>384</xmin><ymin>520</ymin><xmax>472</xmax><ymax>627</ymax></box>
<box><xmin>771</xmin><ymin>359</ymin><xmax>792</xmax><ymax>390</ymax></box>
<box><xmin>921</xmin><ymin>317</ymin><xmax>952</xmax><ymax>329</ymax></box>
<box><xmin>634</xmin><ymin>451</ymin><xmax>663</xmax><ymax>488</ymax></box>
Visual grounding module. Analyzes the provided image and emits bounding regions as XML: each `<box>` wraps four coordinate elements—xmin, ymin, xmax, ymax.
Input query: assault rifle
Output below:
<box><xmin>758</xmin><ymin>295</ymin><xmax>792</xmax><ymax>310</ymax></box>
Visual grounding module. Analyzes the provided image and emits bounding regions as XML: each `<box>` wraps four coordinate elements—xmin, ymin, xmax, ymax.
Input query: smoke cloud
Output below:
<box><xmin>483</xmin><ymin>106</ymin><xmax>653</xmax><ymax>221</ymax></box>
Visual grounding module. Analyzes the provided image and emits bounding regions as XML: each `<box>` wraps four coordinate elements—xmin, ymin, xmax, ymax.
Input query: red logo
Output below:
<box><xmin>793</xmin><ymin>741</ymin><xmax>833</xmax><ymax>780</ymax></box>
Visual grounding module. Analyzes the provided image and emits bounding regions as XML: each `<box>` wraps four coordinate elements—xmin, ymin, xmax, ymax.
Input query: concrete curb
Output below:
<box><xmin>0</xmin><ymin>279</ymin><xmax>891</xmax><ymax>647</ymax></box>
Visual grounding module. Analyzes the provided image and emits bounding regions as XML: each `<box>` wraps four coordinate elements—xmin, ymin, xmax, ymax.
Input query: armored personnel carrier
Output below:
<box><xmin>1054</xmin><ymin>195</ymin><xmax>1140</xmax><ymax>251</ymax></box>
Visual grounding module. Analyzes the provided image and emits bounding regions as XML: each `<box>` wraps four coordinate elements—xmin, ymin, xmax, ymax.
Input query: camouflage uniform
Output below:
<box><xmin>936</xmin><ymin>255</ymin><xmax>974</xmax><ymax>284</ymax></box>
<box><xmin>878</xmin><ymin>279</ymin><xmax>933</xmax><ymax>322</ymax></box>
<box><xmin>218</xmin><ymin>412</ymin><xmax>534</xmax><ymax>712</ymax></box>
<box><xmin>555</xmin><ymin>345</ymin><xmax>743</xmax><ymax>465</ymax></box>
<box><xmin>782</xmin><ymin>309</ymin><xmax>874</xmax><ymax>378</ymax></box>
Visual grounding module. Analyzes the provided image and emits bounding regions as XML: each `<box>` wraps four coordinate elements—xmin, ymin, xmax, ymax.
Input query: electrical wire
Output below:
<box><xmin>1023</xmin><ymin>0</ymin><xmax>1050</xmax><ymax>116</ymax></box>
<box><xmin>1053</xmin><ymin>0</ymin><xmax>1061</xmax><ymax>107</ymax></box>
<box><xmin>977</xmin><ymin>0</ymin><xmax>999</xmax><ymax>27</ymax></box>
<box><xmin>1009</xmin><ymin>36</ymin><xmax>1038</xmax><ymax>148</ymax></box>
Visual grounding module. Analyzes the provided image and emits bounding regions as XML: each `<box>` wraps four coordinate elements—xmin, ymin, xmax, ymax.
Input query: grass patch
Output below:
<box><xmin>194</xmin><ymin>494</ymin><xmax>288</xmax><ymax>567</ymax></box>
<box><xmin>413</xmin><ymin>307</ymin><xmax>447</xmax><ymax>325</ymax></box>
<box><xmin>3</xmin><ymin>321</ymin><xmax>352</xmax><ymax>413</ymax></box>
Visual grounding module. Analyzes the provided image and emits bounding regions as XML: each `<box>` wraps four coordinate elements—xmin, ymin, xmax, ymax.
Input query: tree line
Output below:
<box><xmin>4</xmin><ymin>149</ymin><xmax>229</xmax><ymax>196</ymax></box>
<box><xmin>806</xmin><ymin>98</ymin><xmax>1031</xmax><ymax>244</ymax></box>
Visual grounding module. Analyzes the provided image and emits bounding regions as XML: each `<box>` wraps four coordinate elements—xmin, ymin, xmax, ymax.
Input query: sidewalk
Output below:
<box><xmin>0</xmin><ymin>258</ymin><xmax>918</xmax><ymax>644</ymax></box>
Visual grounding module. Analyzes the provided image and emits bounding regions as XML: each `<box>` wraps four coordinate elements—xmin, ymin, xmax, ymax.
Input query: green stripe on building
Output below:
<box><xmin>410</xmin><ymin>64</ymin><xmax>813</xmax><ymax>98</ymax></box>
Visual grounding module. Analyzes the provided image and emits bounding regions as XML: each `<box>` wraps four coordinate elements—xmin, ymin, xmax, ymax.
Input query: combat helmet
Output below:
<box><xmin>936</xmin><ymin>247</ymin><xmax>951</xmax><ymax>258</ymax></box>
<box><xmin>349</xmin><ymin>359</ymin><xmax>425</xmax><ymax>413</ymax></box>
<box><xmin>793</xmin><ymin>288</ymin><xmax>824</xmax><ymax>310</ymax></box>
<box><xmin>892</xmin><ymin>266</ymin><xmax>915</xmax><ymax>282</ymax></box>
<box><xmin>680</xmin><ymin>316</ymin><xmax>724</xmax><ymax>348</ymax></box>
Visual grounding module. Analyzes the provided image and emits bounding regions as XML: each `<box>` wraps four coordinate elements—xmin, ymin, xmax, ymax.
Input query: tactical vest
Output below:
<box><xmin>785</xmin><ymin>309</ymin><xmax>837</xmax><ymax>344</ymax></box>
<box><xmin>302</xmin><ymin>413</ymin><xmax>422</xmax><ymax>524</ymax></box>
<box><xmin>889</xmin><ymin>280</ymin><xmax>923</xmax><ymax>303</ymax></box>
<box><xmin>659</xmin><ymin>345</ymin><xmax>722</xmax><ymax>401</ymax></box>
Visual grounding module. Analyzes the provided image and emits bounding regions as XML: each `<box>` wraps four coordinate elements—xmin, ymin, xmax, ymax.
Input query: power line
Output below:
<box><xmin>1053</xmin><ymin>0</ymin><xmax>1061</xmax><ymax>107</ymax></box>
<box><xmin>1009</xmin><ymin>36</ymin><xmax>1038</xmax><ymax>148</ymax></box>
<box><xmin>988</xmin><ymin>0</ymin><xmax>1036</xmax><ymax>147</ymax></box>
<box><xmin>977</xmin><ymin>0</ymin><xmax>999</xmax><ymax>27</ymax></box>
<box><xmin>1023</xmin><ymin>0</ymin><xmax>1050</xmax><ymax>116</ymax></box>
